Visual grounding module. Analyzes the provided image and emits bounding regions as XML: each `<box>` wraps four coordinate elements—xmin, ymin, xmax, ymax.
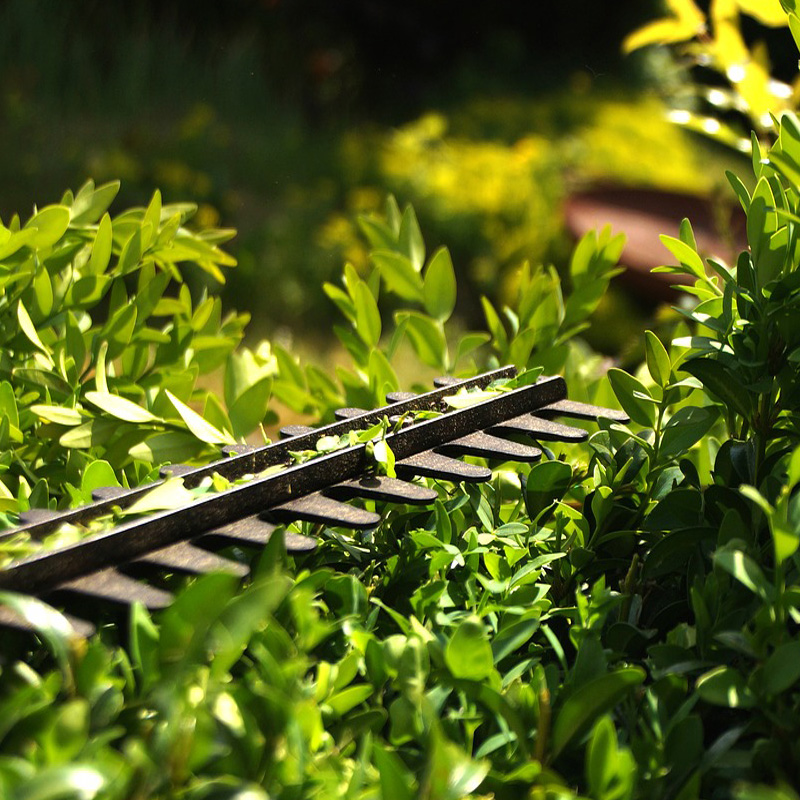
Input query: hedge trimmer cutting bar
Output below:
<box><xmin>0</xmin><ymin>367</ymin><xmax>627</xmax><ymax>635</ymax></box>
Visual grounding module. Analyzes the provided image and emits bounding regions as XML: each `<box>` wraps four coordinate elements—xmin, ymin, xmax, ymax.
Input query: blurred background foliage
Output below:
<box><xmin>0</xmin><ymin>0</ymin><xmax>754</xmax><ymax>355</ymax></box>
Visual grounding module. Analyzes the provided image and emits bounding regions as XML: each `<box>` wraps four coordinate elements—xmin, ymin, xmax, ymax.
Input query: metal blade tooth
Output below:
<box><xmin>385</xmin><ymin>391</ymin><xmax>417</xmax><ymax>403</ymax></box>
<box><xmin>433</xmin><ymin>376</ymin><xmax>461</xmax><ymax>387</ymax></box>
<box><xmin>328</xmin><ymin>476</ymin><xmax>438</xmax><ymax>505</ymax></box>
<box><xmin>222</xmin><ymin>444</ymin><xmax>258</xmax><ymax>456</ymax></box>
<box><xmin>91</xmin><ymin>485</ymin><xmax>132</xmax><ymax>502</ymax></box>
<box><xmin>264</xmin><ymin>493</ymin><xmax>380</xmax><ymax>529</ymax></box>
<box><xmin>492</xmin><ymin>415</ymin><xmax>588</xmax><ymax>442</ymax></box>
<box><xmin>439</xmin><ymin>432</ymin><xmax>542</xmax><ymax>462</ymax></box>
<box><xmin>159</xmin><ymin>464</ymin><xmax>197</xmax><ymax>479</ymax></box>
<box><xmin>280</xmin><ymin>424</ymin><xmax>316</xmax><ymax>438</ymax></box>
<box><xmin>396</xmin><ymin>451</ymin><xmax>492</xmax><ymax>483</ymax></box>
<box><xmin>17</xmin><ymin>509</ymin><xmax>62</xmax><ymax>526</ymax></box>
<box><xmin>0</xmin><ymin>605</ymin><xmax>96</xmax><ymax>638</ymax></box>
<box><xmin>334</xmin><ymin>407</ymin><xmax>369</xmax><ymax>420</ymax></box>
<box><xmin>53</xmin><ymin>568</ymin><xmax>173</xmax><ymax>610</ymax></box>
<box><xmin>197</xmin><ymin>516</ymin><xmax>317</xmax><ymax>552</ymax></box>
<box><xmin>536</xmin><ymin>399</ymin><xmax>629</xmax><ymax>423</ymax></box>
<box><xmin>131</xmin><ymin>542</ymin><xmax>249</xmax><ymax>578</ymax></box>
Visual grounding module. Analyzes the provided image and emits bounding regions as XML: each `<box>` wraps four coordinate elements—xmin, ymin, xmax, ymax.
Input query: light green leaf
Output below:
<box><xmin>607</xmin><ymin>368</ymin><xmax>656</xmax><ymax>427</ymax></box>
<box><xmin>423</xmin><ymin>247</ymin><xmax>457</xmax><ymax>322</ymax></box>
<box><xmin>30</xmin><ymin>405</ymin><xmax>84</xmax><ymax>426</ymax></box>
<box><xmin>85</xmin><ymin>391</ymin><xmax>160</xmax><ymax>424</ymax></box>
<box><xmin>165</xmin><ymin>389</ymin><xmax>235</xmax><ymax>445</ymax></box>
<box><xmin>399</xmin><ymin>204</ymin><xmax>425</xmax><ymax>271</ymax></box>
<box><xmin>123</xmin><ymin>476</ymin><xmax>194</xmax><ymax>516</ymax></box>
<box><xmin>714</xmin><ymin>546</ymin><xmax>774</xmax><ymax>601</ymax></box>
<box><xmin>17</xmin><ymin>300</ymin><xmax>50</xmax><ymax>357</ymax></box>
<box><xmin>88</xmin><ymin>214</ymin><xmax>113</xmax><ymax>275</ymax></box>
<box><xmin>445</xmin><ymin>617</ymin><xmax>494</xmax><ymax>681</ymax></box>
<box><xmin>354</xmin><ymin>280</ymin><xmax>381</xmax><ymax>347</ymax></box>
<box><xmin>397</xmin><ymin>311</ymin><xmax>447</xmax><ymax>370</ymax></box>
<box><xmin>24</xmin><ymin>205</ymin><xmax>71</xmax><ymax>249</ymax></box>
<box><xmin>372</xmin><ymin>250</ymin><xmax>424</xmax><ymax>302</ymax></box>
<box><xmin>645</xmin><ymin>330</ymin><xmax>671</xmax><ymax>388</ymax></box>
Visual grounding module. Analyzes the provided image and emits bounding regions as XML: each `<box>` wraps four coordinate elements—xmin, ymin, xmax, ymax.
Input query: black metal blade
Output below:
<box><xmin>492</xmin><ymin>415</ymin><xmax>588</xmax><ymax>442</ymax></box>
<box><xmin>52</xmin><ymin>568</ymin><xmax>173</xmax><ymax>610</ymax></box>
<box><xmin>17</xmin><ymin>509</ymin><xmax>61</xmax><ymax>526</ymax></box>
<box><xmin>537</xmin><ymin>399</ymin><xmax>630</xmax><ymax>423</ymax></box>
<box><xmin>159</xmin><ymin>464</ymin><xmax>199</xmax><ymax>478</ymax></box>
<box><xmin>280</xmin><ymin>425</ymin><xmax>315</xmax><ymax>438</ymax></box>
<box><xmin>385</xmin><ymin>391</ymin><xmax>417</xmax><ymax>403</ymax></box>
<box><xmin>329</xmin><ymin>476</ymin><xmax>438</xmax><ymax>505</ymax></box>
<box><xmin>264</xmin><ymin>494</ymin><xmax>381</xmax><ymax>529</ymax></box>
<box><xmin>197</xmin><ymin>516</ymin><xmax>317</xmax><ymax>552</ymax></box>
<box><xmin>334</xmin><ymin>407</ymin><xmax>369</xmax><ymax>420</ymax></box>
<box><xmin>91</xmin><ymin>486</ymin><xmax>131</xmax><ymax>502</ymax></box>
<box><xmin>439</xmin><ymin>431</ymin><xmax>542</xmax><ymax>462</ymax></box>
<box><xmin>396</xmin><ymin>451</ymin><xmax>492</xmax><ymax>482</ymax></box>
<box><xmin>131</xmin><ymin>542</ymin><xmax>249</xmax><ymax>578</ymax></box>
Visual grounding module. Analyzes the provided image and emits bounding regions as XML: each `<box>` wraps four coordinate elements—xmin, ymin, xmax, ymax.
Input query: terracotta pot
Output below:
<box><xmin>564</xmin><ymin>187</ymin><xmax>747</xmax><ymax>302</ymax></box>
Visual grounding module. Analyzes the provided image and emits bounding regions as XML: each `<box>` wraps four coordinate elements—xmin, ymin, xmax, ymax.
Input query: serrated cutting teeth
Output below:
<box><xmin>396</xmin><ymin>451</ymin><xmax>492</xmax><ymax>482</ymax></box>
<box><xmin>52</xmin><ymin>568</ymin><xmax>173</xmax><ymax>610</ymax></box>
<box><xmin>439</xmin><ymin>431</ymin><xmax>543</xmax><ymax>462</ymax></box>
<box><xmin>492</xmin><ymin>415</ymin><xmax>588</xmax><ymax>442</ymax></box>
<box><xmin>131</xmin><ymin>542</ymin><xmax>249</xmax><ymax>578</ymax></box>
<box><xmin>265</xmin><ymin>493</ymin><xmax>381</xmax><ymax>529</ymax></box>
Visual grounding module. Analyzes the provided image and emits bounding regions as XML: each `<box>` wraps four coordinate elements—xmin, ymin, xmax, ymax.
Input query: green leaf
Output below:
<box><xmin>165</xmin><ymin>389</ymin><xmax>235</xmax><ymax>445</ymax></box>
<box><xmin>354</xmin><ymin>280</ymin><xmax>381</xmax><ymax>347</ymax></box>
<box><xmin>523</xmin><ymin>459</ymin><xmax>572</xmax><ymax>523</ymax></box>
<box><xmin>326</xmin><ymin>684</ymin><xmax>374</xmax><ymax>717</ymax></box>
<box><xmin>696</xmin><ymin>665</ymin><xmax>755</xmax><ymax>708</ymax></box>
<box><xmin>371</xmin><ymin>250</ymin><xmax>424</xmax><ymax>302</ymax></box>
<box><xmin>118</xmin><ymin>227</ymin><xmax>143</xmax><ymax>274</ymax></box>
<box><xmin>551</xmin><ymin>667</ymin><xmax>646</xmax><ymax>757</ymax></box>
<box><xmin>714</xmin><ymin>547</ymin><xmax>774</xmax><ymax>601</ymax></box>
<box><xmin>426</xmin><ymin>731</ymin><xmax>490</xmax><ymax>800</ymax></box>
<box><xmin>30</xmin><ymin>405</ymin><xmax>83</xmax><ymax>426</ymax></box>
<box><xmin>85</xmin><ymin>391</ymin><xmax>159</xmax><ymax>424</ymax></box>
<box><xmin>481</xmin><ymin>296</ymin><xmax>508</xmax><ymax>352</ymax></box>
<box><xmin>761</xmin><ymin>641</ymin><xmax>800</xmax><ymax>695</ymax></box>
<box><xmin>66</xmin><ymin>275</ymin><xmax>112</xmax><ymax>308</ymax></box>
<box><xmin>607</xmin><ymin>368</ymin><xmax>656</xmax><ymax>427</ymax></box>
<box><xmin>373</xmin><ymin>742</ymin><xmax>416</xmax><ymax>800</ymax></box>
<box><xmin>88</xmin><ymin>214</ymin><xmax>113</xmax><ymax>275</ymax></box>
<box><xmin>445</xmin><ymin>617</ymin><xmax>494</xmax><ymax>681</ymax></box>
<box><xmin>14</xmin><ymin>764</ymin><xmax>107</xmax><ymax>800</ymax></box>
<box><xmin>680</xmin><ymin>358</ymin><xmax>753</xmax><ymax>419</ymax></box>
<box><xmin>423</xmin><ymin>247</ymin><xmax>457</xmax><ymax>322</ymax></box>
<box><xmin>660</xmin><ymin>406</ymin><xmax>719</xmax><ymax>460</ymax></box>
<box><xmin>659</xmin><ymin>234</ymin><xmax>706</xmax><ymax>280</ymax></box>
<box><xmin>59</xmin><ymin>417</ymin><xmax>119</xmax><ymax>449</ymax></box>
<box><xmin>80</xmin><ymin>460</ymin><xmax>119</xmax><ymax>498</ymax></box>
<box><xmin>24</xmin><ymin>205</ymin><xmax>70</xmax><ymax>249</ymax></box>
<box><xmin>0</xmin><ymin>592</ymin><xmax>84</xmax><ymax>679</ymax></box>
<box><xmin>122</xmin><ymin>476</ymin><xmax>194</xmax><ymax>516</ymax></box>
<box><xmin>227</xmin><ymin>376</ymin><xmax>272</xmax><ymax>439</ymax></box>
<box><xmin>70</xmin><ymin>180</ymin><xmax>120</xmax><ymax>225</ymax></box>
<box><xmin>128</xmin><ymin>431</ymin><xmax>202</xmax><ymax>464</ymax></box>
<box><xmin>645</xmin><ymin>330</ymin><xmax>671</xmax><ymax>388</ymax></box>
<box><xmin>397</xmin><ymin>311</ymin><xmax>447</xmax><ymax>370</ymax></box>
<box><xmin>17</xmin><ymin>300</ymin><xmax>50</xmax><ymax>357</ymax></box>
<box><xmin>399</xmin><ymin>205</ymin><xmax>425</xmax><ymax>271</ymax></box>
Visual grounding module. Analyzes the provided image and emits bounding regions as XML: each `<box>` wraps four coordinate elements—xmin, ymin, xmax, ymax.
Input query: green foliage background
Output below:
<box><xmin>5</xmin><ymin>2</ymin><xmax>800</xmax><ymax>799</ymax></box>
